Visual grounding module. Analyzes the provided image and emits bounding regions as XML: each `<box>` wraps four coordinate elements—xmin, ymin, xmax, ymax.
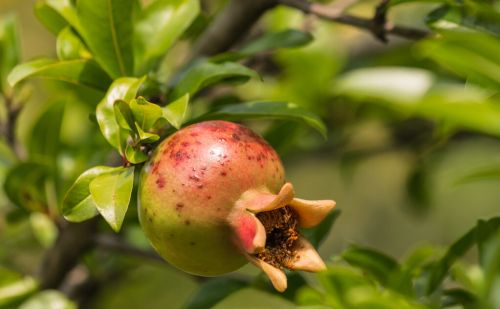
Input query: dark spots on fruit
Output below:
<box><xmin>181</xmin><ymin>141</ymin><xmax>190</xmax><ymax>147</ymax></box>
<box><xmin>207</xmin><ymin>195</ymin><xmax>212</xmax><ymax>200</ymax></box>
<box><xmin>176</xmin><ymin>203</ymin><xmax>184</xmax><ymax>211</ymax></box>
<box><xmin>171</xmin><ymin>150</ymin><xmax>190</xmax><ymax>164</ymax></box>
<box><xmin>156</xmin><ymin>176</ymin><xmax>166</xmax><ymax>188</ymax></box>
<box><xmin>232</xmin><ymin>133</ymin><xmax>241</xmax><ymax>141</ymax></box>
<box><xmin>190</xmin><ymin>241</ymin><xmax>196</xmax><ymax>246</ymax></box>
<box><xmin>220</xmin><ymin>171</ymin><xmax>227</xmax><ymax>176</ymax></box>
<box><xmin>218</xmin><ymin>137</ymin><xmax>227</xmax><ymax>143</ymax></box>
<box><xmin>184</xmin><ymin>220</ymin><xmax>190</xmax><ymax>226</ymax></box>
<box><xmin>216</xmin><ymin>207</ymin><xmax>221</xmax><ymax>211</ymax></box>
<box><xmin>169</xmin><ymin>233</ymin><xmax>174</xmax><ymax>238</ymax></box>
<box><xmin>189</xmin><ymin>174</ymin><xmax>201</xmax><ymax>182</ymax></box>
<box><xmin>147</xmin><ymin>216</ymin><xmax>153</xmax><ymax>223</ymax></box>
<box><xmin>190</xmin><ymin>132</ymin><xmax>199</xmax><ymax>137</ymax></box>
<box><xmin>151</xmin><ymin>161</ymin><xmax>160</xmax><ymax>174</ymax></box>
<box><xmin>197</xmin><ymin>184</ymin><xmax>204</xmax><ymax>189</ymax></box>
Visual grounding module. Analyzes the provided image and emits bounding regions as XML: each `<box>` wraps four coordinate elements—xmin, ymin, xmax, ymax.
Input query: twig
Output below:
<box><xmin>39</xmin><ymin>218</ymin><xmax>99</xmax><ymax>289</ymax></box>
<box><xmin>191</xmin><ymin>0</ymin><xmax>278</xmax><ymax>58</ymax></box>
<box><xmin>94</xmin><ymin>234</ymin><xmax>165</xmax><ymax>262</ymax></box>
<box><xmin>279</xmin><ymin>0</ymin><xmax>431</xmax><ymax>41</ymax></box>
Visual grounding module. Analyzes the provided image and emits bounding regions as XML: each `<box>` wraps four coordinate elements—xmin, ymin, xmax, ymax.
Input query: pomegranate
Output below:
<box><xmin>138</xmin><ymin>120</ymin><xmax>335</xmax><ymax>291</ymax></box>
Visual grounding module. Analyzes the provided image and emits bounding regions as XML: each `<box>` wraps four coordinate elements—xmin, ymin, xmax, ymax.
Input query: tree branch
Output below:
<box><xmin>94</xmin><ymin>233</ymin><xmax>164</xmax><ymax>262</ymax></box>
<box><xmin>191</xmin><ymin>0</ymin><xmax>278</xmax><ymax>57</ymax></box>
<box><xmin>279</xmin><ymin>0</ymin><xmax>431</xmax><ymax>41</ymax></box>
<box><xmin>38</xmin><ymin>218</ymin><xmax>99</xmax><ymax>289</ymax></box>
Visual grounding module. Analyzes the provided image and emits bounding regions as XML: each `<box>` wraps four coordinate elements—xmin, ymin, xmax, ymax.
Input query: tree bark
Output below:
<box><xmin>39</xmin><ymin>218</ymin><xmax>99</xmax><ymax>289</ymax></box>
<box><xmin>192</xmin><ymin>0</ymin><xmax>277</xmax><ymax>57</ymax></box>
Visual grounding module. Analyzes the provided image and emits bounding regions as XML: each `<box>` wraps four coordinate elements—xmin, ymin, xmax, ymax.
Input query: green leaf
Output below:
<box><xmin>418</xmin><ymin>32</ymin><xmax>500</xmax><ymax>88</ymax></box>
<box><xmin>89</xmin><ymin>166</ymin><xmax>135</xmax><ymax>232</ymax></box>
<box><xmin>130</xmin><ymin>97</ymin><xmax>162</xmax><ymax>131</ymax></box>
<box><xmin>171</xmin><ymin>61</ymin><xmax>258</xmax><ymax>100</ymax></box>
<box><xmin>4</xmin><ymin>162</ymin><xmax>48</xmax><ymax>212</ymax></box>
<box><xmin>184</xmin><ymin>278</ymin><xmax>248</xmax><ymax>309</ymax></box>
<box><xmin>134</xmin><ymin>0</ymin><xmax>200</xmax><ymax>74</ymax></box>
<box><xmin>7</xmin><ymin>58</ymin><xmax>111</xmax><ymax>91</ymax></box>
<box><xmin>0</xmin><ymin>275</ymin><xmax>37</xmax><ymax>307</ymax></box>
<box><xmin>135</xmin><ymin>125</ymin><xmax>159</xmax><ymax>143</ymax></box>
<box><xmin>196</xmin><ymin>101</ymin><xmax>327</xmax><ymax>138</ymax></box>
<box><xmin>426</xmin><ymin>3</ymin><xmax>500</xmax><ymax>37</ymax></box>
<box><xmin>114</xmin><ymin>99</ymin><xmax>136</xmax><ymax>132</ymax></box>
<box><xmin>342</xmin><ymin>246</ymin><xmax>404</xmax><ymax>288</ymax></box>
<box><xmin>456</xmin><ymin>166</ymin><xmax>500</xmax><ymax>185</ymax></box>
<box><xmin>43</xmin><ymin>0</ymin><xmax>82</xmax><ymax>33</ymax></box>
<box><xmin>56</xmin><ymin>27</ymin><xmax>91</xmax><ymax>60</ymax></box>
<box><xmin>19</xmin><ymin>290</ymin><xmax>76</xmax><ymax>309</ymax></box>
<box><xmin>77</xmin><ymin>0</ymin><xmax>134</xmax><ymax>78</ymax></box>
<box><xmin>335</xmin><ymin>67</ymin><xmax>435</xmax><ymax>104</ymax></box>
<box><xmin>125</xmin><ymin>144</ymin><xmax>149</xmax><ymax>164</ymax></box>
<box><xmin>425</xmin><ymin>217</ymin><xmax>500</xmax><ymax>294</ymax></box>
<box><xmin>27</xmin><ymin>101</ymin><xmax>65</xmax><ymax>169</ymax></box>
<box><xmin>301</xmin><ymin>209</ymin><xmax>340</xmax><ymax>248</ymax></box>
<box><xmin>96</xmin><ymin>77</ymin><xmax>144</xmax><ymax>153</ymax></box>
<box><xmin>62</xmin><ymin>166</ymin><xmax>117</xmax><ymax>222</ymax></box>
<box><xmin>0</xmin><ymin>14</ymin><xmax>21</xmax><ymax>94</ymax></box>
<box><xmin>161</xmin><ymin>93</ymin><xmax>189</xmax><ymax>129</ymax></box>
<box><xmin>34</xmin><ymin>2</ymin><xmax>68</xmax><ymax>35</ymax></box>
<box><xmin>29</xmin><ymin>212</ymin><xmax>57</xmax><ymax>248</ymax></box>
<box><xmin>212</xmin><ymin>29</ymin><xmax>314</xmax><ymax>62</ymax></box>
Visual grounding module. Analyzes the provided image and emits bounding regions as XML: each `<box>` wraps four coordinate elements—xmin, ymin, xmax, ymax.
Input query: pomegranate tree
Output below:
<box><xmin>138</xmin><ymin>120</ymin><xmax>336</xmax><ymax>291</ymax></box>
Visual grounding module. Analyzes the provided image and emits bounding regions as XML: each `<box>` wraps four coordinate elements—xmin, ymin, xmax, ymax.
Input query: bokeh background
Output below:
<box><xmin>1</xmin><ymin>0</ymin><xmax>500</xmax><ymax>307</ymax></box>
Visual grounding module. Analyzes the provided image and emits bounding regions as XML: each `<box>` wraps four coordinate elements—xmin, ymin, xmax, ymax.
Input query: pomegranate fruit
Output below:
<box><xmin>138</xmin><ymin>120</ymin><xmax>336</xmax><ymax>291</ymax></box>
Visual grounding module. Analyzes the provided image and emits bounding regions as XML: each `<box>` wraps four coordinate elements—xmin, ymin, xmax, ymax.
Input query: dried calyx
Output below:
<box><xmin>231</xmin><ymin>182</ymin><xmax>336</xmax><ymax>292</ymax></box>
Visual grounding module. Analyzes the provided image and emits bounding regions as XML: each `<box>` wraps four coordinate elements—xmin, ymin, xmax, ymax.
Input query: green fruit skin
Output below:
<box><xmin>138</xmin><ymin>121</ymin><xmax>285</xmax><ymax>276</ymax></box>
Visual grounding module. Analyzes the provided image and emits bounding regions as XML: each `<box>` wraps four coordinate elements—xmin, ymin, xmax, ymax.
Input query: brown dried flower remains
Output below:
<box><xmin>255</xmin><ymin>206</ymin><xmax>299</xmax><ymax>269</ymax></box>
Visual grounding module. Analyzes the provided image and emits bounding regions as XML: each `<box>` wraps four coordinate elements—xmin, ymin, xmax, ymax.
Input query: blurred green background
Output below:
<box><xmin>1</xmin><ymin>0</ymin><xmax>500</xmax><ymax>308</ymax></box>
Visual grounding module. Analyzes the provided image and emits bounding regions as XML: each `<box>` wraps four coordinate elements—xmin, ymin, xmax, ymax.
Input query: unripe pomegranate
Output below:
<box><xmin>138</xmin><ymin>120</ymin><xmax>335</xmax><ymax>291</ymax></box>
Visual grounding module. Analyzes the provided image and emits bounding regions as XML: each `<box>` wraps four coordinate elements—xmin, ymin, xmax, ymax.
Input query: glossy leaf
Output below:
<box><xmin>212</xmin><ymin>29</ymin><xmax>314</xmax><ymax>62</ymax></box>
<box><xmin>77</xmin><ymin>0</ymin><xmax>134</xmax><ymax>78</ymax></box>
<box><xmin>426</xmin><ymin>3</ymin><xmax>500</xmax><ymax>36</ymax></box>
<box><xmin>89</xmin><ymin>166</ymin><xmax>135</xmax><ymax>232</ymax></box>
<box><xmin>125</xmin><ymin>144</ymin><xmax>149</xmax><ymax>164</ymax></box>
<box><xmin>62</xmin><ymin>166</ymin><xmax>118</xmax><ymax>222</ymax></box>
<box><xmin>19</xmin><ymin>290</ymin><xmax>76</xmax><ymax>309</ymax></box>
<box><xmin>130</xmin><ymin>97</ymin><xmax>162</xmax><ymax>131</ymax></box>
<box><xmin>171</xmin><ymin>61</ymin><xmax>258</xmax><ymax>100</ymax></box>
<box><xmin>43</xmin><ymin>0</ymin><xmax>82</xmax><ymax>33</ymax></box>
<box><xmin>114</xmin><ymin>100</ymin><xmax>136</xmax><ymax>132</ymax></box>
<box><xmin>56</xmin><ymin>27</ymin><xmax>91</xmax><ymax>60</ymax></box>
<box><xmin>34</xmin><ymin>2</ymin><xmax>68</xmax><ymax>35</ymax></box>
<box><xmin>0</xmin><ymin>274</ymin><xmax>37</xmax><ymax>307</ymax></box>
<box><xmin>134</xmin><ymin>0</ymin><xmax>199</xmax><ymax>74</ymax></box>
<box><xmin>0</xmin><ymin>14</ymin><xmax>21</xmax><ymax>94</ymax></box>
<box><xmin>161</xmin><ymin>93</ymin><xmax>189</xmax><ymax>129</ymax></box>
<box><xmin>196</xmin><ymin>101</ymin><xmax>327</xmax><ymax>138</ymax></box>
<box><xmin>135</xmin><ymin>125</ymin><xmax>159</xmax><ymax>143</ymax></box>
<box><xmin>3</xmin><ymin>162</ymin><xmax>48</xmax><ymax>212</ymax></box>
<box><xmin>335</xmin><ymin>67</ymin><xmax>435</xmax><ymax>104</ymax></box>
<box><xmin>184</xmin><ymin>278</ymin><xmax>248</xmax><ymax>309</ymax></box>
<box><xmin>29</xmin><ymin>212</ymin><xmax>57</xmax><ymax>248</ymax></box>
<box><xmin>96</xmin><ymin>77</ymin><xmax>144</xmax><ymax>153</ymax></box>
<box><xmin>7</xmin><ymin>58</ymin><xmax>111</xmax><ymax>91</ymax></box>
